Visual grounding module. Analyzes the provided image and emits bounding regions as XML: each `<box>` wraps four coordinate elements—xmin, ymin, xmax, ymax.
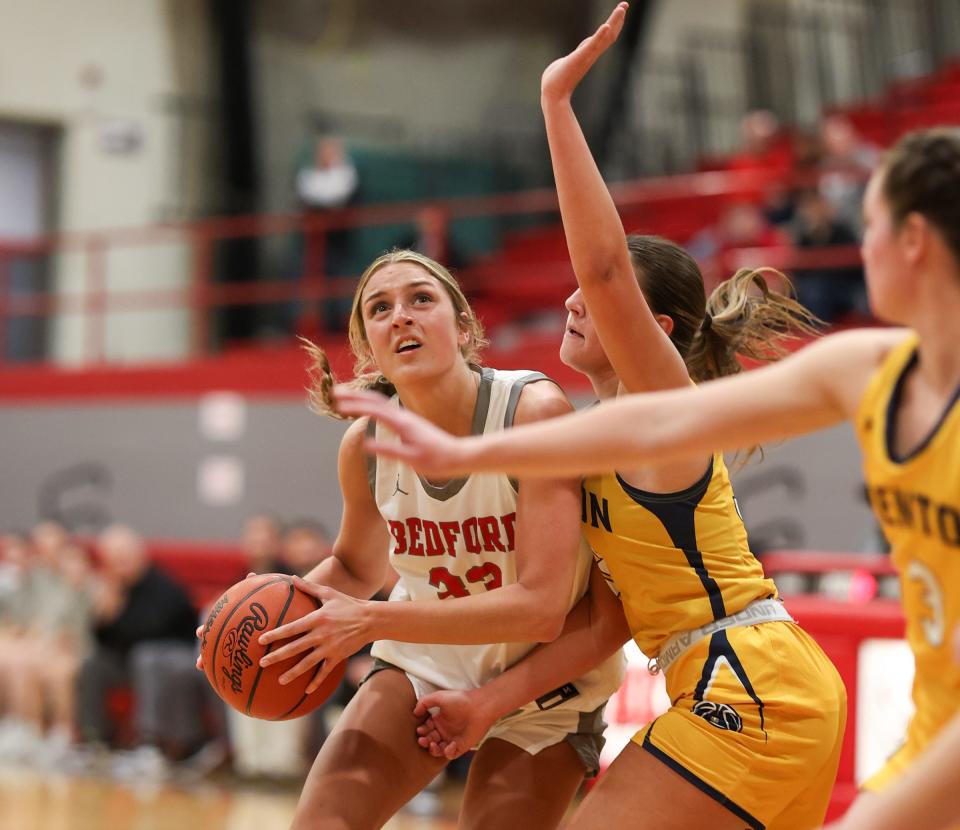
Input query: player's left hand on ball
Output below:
<box><xmin>258</xmin><ymin>577</ymin><xmax>373</xmax><ymax>693</ymax></box>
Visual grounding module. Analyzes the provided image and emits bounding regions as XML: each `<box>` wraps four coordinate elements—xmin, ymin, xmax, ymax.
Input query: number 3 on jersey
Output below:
<box><xmin>429</xmin><ymin>564</ymin><xmax>503</xmax><ymax>599</ymax></box>
<box><xmin>907</xmin><ymin>559</ymin><xmax>945</xmax><ymax>648</ymax></box>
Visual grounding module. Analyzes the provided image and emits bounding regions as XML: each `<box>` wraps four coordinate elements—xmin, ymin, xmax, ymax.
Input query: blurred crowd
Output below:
<box><xmin>688</xmin><ymin>111</ymin><xmax>878</xmax><ymax>323</ymax></box>
<box><xmin>0</xmin><ymin>514</ymin><xmax>389</xmax><ymax>787</ymax></box>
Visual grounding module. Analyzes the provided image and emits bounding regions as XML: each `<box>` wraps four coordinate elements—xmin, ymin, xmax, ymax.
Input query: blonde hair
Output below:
<box><xmin>689</xmin><ymin>267</ymin><xmax>822</xmax><ymax>382</ymax></box>
<box><xmin>303</xmin><ymin>250</ymin><xmax>487</xmax><ymax>418</ymax></box>
<box><xmin>626</xmin><ymin>235</ymin><xmax>822</xmax><ymax>462</ymax></box>
<box><xmin>626</xmin><ymin>236</ymin><xmax>821</xmax><ymax>383</ymax></box>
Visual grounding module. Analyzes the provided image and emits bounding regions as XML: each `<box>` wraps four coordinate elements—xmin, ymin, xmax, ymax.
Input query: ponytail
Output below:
<box><xmin>684</xmin><ymin>267</ymin><xmax>822</xmax><ymax>384</ymax></box>
<box><xmin>301</xmin><ymin>336</ymin><xmax>396</xmax><ymax>420</ymax></box>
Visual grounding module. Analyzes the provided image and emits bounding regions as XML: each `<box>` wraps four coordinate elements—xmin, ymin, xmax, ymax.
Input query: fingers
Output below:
<box><xmin>578</xmin><ymin>3</ymin><xmax>629</xmax><ymax>60</ymax></box>
<box><xmin>278</xmin><ymin>652</ymin><xmax>323</xmax><ymax>686</ymax></box>
<box><xmin>305</xmin><ymin>659</ymin><xmax>335</xmax><ymax>694</ymax></box>
<box><xmin>332</xmin><ymin>387</ymin><xmax>397</xmax><ymax>422</ymax></box>
<box><xmin>195</xmin><ymin>625</ymin><xmax>204</xmax><ymax>639</ymax></box>
<box><xmin>362</xmin><ymin>439</ymin><xmax>422</xmax><ymax>465</ymax></box>
<box><xmin>259</xmin><ymin>612</ymin><xmax>318</xmax><ymax>645</ymax></box>
<box><xmin>444</xmin><ymin>741</ymin><xmax>463</xmax><ymax>760</ymax></box>
<box><xmin>195</xmin><ymin>655</ymin><xmax>204</xmax><ymax>671</ymax></box>
<box><xmin>291</xmin><ymin>576</ymin><xmax>327</xmax><ymax>600</ymax></box>
<box><xmin>259</xmin><ymin>635</ymin><xmax>314</xmax><ymax>666</ymax></box>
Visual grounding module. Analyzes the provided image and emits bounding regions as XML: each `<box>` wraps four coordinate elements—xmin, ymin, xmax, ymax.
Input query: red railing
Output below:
<box><xmin>0</xmin><ymin>167</ymin><xmax>863</xmax><ymax>366</ymax></box>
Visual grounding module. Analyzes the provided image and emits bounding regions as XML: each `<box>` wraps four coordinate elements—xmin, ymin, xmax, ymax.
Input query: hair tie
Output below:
<box><xmin>701</xmin><ymin>313</ymin><xmax>713</xmax><ymax>333</ymax></box>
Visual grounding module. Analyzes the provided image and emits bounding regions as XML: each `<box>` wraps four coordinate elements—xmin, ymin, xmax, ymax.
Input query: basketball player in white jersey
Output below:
<box><xmin>257</xmin><ymin>249</ymin><xmax>624</xmax><ymax>830</ymax></box>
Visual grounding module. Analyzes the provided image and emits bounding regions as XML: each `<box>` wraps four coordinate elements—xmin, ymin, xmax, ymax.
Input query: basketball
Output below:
<box><xmin>199</xmin><ymin>573</ymin><xmax>346</xmax><ymax>720</ymax></box>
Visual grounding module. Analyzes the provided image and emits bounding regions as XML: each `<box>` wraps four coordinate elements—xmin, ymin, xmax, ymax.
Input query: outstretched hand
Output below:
<box><xmin>541</xmin><ymin>3</ymin><xmax>628</xmax><ymax>103</ymax></box>
<box><xmin>413</xmin><ymin>689</ymin><xmax>498</xmax><ymax>761</ymax></box>
<box><xmin>333</xmin><ymin>386</ymin><xmax>473</xmax><ymax>479</ymax></box>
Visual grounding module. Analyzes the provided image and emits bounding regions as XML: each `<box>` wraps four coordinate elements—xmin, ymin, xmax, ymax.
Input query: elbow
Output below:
<box><xmin>577</xmin><ymin>260</ymin><xmax>618</xmax><ymax>288</ymax></box>
<box><xmin>533</xmin><ymin>608</ymin><xmax>566</xmax><ymax>643</ymax></box>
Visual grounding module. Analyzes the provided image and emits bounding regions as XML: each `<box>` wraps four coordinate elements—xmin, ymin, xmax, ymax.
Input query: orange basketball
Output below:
<box><xmin>199</xmin><ymin>573</ymin><xmax>346</xmax><ymax>720</ymax></box>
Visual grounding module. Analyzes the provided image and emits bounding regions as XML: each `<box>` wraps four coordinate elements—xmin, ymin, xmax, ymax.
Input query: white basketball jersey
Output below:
<box><xmin>370</xmin><ymin>367</ymin><xmax>624</xmax><ymax>714</ymax></box>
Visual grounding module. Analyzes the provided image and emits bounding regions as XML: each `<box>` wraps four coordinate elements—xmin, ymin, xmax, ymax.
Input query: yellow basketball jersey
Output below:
<box><xmin>856</xmin><ymin>331</ymin><xmax>960</xmax><ymax>760</ymax></box>
<box><xmin>582</xmin><ymin>454</ymin><xmax>778</xmax><ymax>656</ymax></box>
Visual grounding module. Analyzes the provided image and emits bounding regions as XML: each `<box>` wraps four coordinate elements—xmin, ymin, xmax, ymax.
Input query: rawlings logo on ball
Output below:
<box><xmin>221</xmin><ymin>602</ymin><xmax>270</xmax><ymax>694</ymax></box>
<box><xmin>201</xmin><ymin>592</ymin><xmax>231</xmax><ymax>649</ymax></box>
<box><xmin>691</xmin><ymin>700</ymin><xmax>743</xmax><ymax>732</ymax></box>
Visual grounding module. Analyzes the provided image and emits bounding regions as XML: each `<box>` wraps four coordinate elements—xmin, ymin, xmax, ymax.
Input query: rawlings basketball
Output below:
<box><xmin>200</xmin><ymin>573</ymin><xmax>346</xmax><ymax>720</ymax></box>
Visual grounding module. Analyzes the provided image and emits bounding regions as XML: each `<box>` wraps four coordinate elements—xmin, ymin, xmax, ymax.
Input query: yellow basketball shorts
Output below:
<box><xmin>634</xmin><ymin>621</ymin><xmax>847</xmax><ymax>830</ymax></box>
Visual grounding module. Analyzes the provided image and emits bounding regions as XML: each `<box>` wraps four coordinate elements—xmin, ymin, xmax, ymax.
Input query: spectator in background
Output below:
<box><xmin>0</xmin><ymin>523</ymin><xmax>96</xmax><ymax>766</ymax></box>
<box><xmin>77</xmin><ymin>525</ymin><xmax>200</xmax><ymax>779</ymax></box>
<box><xmin>292</xmin><ymin>135</ymin><xmax>360</xmax><ymax>334</ymax></box>
<box><xmin>686</xmin><ymin>200</ymin><xmax>790</xmax><ymax>290</ymax></box>
<box><xmin>819</xmin><ymin>114</ymin><xmax>880</xmax><ymax>235</ymax></box>
<box><xmin>225</xmin><ymin>515</ymin><xmax>328</xmax><ymax>781</ymax></box>
<box><xmin>0</xmin><ymin>531</ymin><xmax>36</xmax><ymax>759</ymax></box>
<box><xmin>791</xmin><ymin>188</ymin><xmax>866</xmax><ymax>323</ymax></box>
<box><xmin>241</xmin><ymin>513</ymin><xmax>290</xmax><ymax>575</ymax></box>
<box><xmin>761</xmin><ymin>128</ymin><xmax>826</xmax><ymax>229</ymax></box>
<box><xmin>727</xmin><ymin>109</ymin><xmax>794</xmax><ymax>175</ymax></box>
<box><xmin>281</xmin><ymin>518</ymin><xmax>333</xmax><ymax>576</ymax></box>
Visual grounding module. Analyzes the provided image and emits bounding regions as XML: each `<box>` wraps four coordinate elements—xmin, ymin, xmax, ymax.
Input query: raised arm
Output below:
<box><xmin>414</xmin><ymin>562</ymin><xmax>630</xmax><ymax>759</ymax></box>
<box><xmin>336</xmin><ymin>328</ymin><xmax>908</xmax><ymax>480</ymax></box>
<box><xmin>542</xmin><ymin>2</ymin><xmax>690</xmax><ymax>394</ymax></box>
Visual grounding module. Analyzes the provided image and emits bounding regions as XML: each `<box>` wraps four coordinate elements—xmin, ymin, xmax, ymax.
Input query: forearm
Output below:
<box><xmin>842</xmin><ymin>715</ymin><xmax>960</xmax><ymax>830</ymax></box>
<box><xmin>542</xmin><ymin>97</ymin><xmax>631</xmax><ymax>282</ymax></box>
<box><xmin>467</xmin><ymin>589</ymin><xmax>629</xmax><ymax>722</ymax></box>
<box><xmin>457</xmin><ymin>370</ymin><xmax>841</xmax><ymax>479</ymax></box>
<box><xmin>303</xmin><ymin>554</ymin><xmax>383</xmax><ymax>601</ymax></box>
<box><xmin>365</xmin><ymin>582</ymin><xmax>565</xmax><ymax>646</ymax></box>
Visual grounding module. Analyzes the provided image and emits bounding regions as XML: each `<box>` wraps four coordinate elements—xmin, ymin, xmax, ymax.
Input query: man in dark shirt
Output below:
<box><xmin>76</xmin><ymin>525</ymin><xmax>203</xmax><ymax>775</ymax></box>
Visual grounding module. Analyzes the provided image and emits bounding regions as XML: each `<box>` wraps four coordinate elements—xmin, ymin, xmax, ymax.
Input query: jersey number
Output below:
<box><xmin>907</xmin><ymin>559</ymin><xmax>945</xmax><ymax>648</ymax></box>
<box><xmin>429</xmin><ymin>564</ymin><xmax>503</xmax><ymax>599</ymax></box>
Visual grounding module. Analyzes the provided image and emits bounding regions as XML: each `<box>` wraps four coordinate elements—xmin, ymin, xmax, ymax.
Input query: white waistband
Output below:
<box><xmin>651</xmin><ymin>598</ymin><xmax>794</xmax><ymax>675</ymax></box>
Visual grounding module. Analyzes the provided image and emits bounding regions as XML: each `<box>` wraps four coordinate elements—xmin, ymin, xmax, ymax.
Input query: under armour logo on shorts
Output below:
<box><xmin>692</xmin><ymin>700</ymin><xmax>743</xmax><ymax>732</ymax></box>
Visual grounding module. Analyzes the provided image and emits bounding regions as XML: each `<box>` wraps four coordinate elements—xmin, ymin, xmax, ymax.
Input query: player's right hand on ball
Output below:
<box><xmin>413</xmin><ymin>689</ymin><xmax>497</xmax><ymax>761</ymax></box>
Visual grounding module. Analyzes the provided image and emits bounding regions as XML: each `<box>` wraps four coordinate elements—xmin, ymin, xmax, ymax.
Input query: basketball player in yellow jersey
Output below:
<box><xmin>338</xmin><ymin>6</ymin><xmax>845</xmax><ymax>829</ymax></box>
<box><xmin>337</xmin><ymin>111</ymin><xmax>960</xmax><ymax>830</ymax></box>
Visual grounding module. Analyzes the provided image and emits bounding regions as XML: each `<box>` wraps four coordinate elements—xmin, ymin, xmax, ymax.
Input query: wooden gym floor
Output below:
<box><xmin>0</xmin><ymin>767</ymin><xmax>462</xmax><ymax>830</ymax></box>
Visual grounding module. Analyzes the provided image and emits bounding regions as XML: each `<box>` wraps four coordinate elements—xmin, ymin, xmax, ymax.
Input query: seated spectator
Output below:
<box><xmin>241</xmin><ymin>513</ymin><xmax>291</xmax><ymax>575</ymax></box>
<box><xmin>281</xmin><ymin>519</ymin><xmax>333</xmax><ymax>576</ymax></box>
<box><xmin>790</xmin><ymin>188</ymin><xmax>866</xmax><ymax>323</ymax></box>
<box><xmin>224</xmin><ymin>515</ymin><xmax>328</xmax><ymax>781</ymax></box>
<box><xmin>0</xmin><ymin>524</ymin><xmax>95</xmax><ymax>767</ymax></box>
<box><xmin>77</xmin><ymin>525</ymin><xmax>205</xmax><ymax>780</ymax></box>
<box><xmin>0</xmin><ymin>531</ymin><xmax>37</xmax><ymax>761</ymax></box>
<box><xmin>761</xmin><ymin>128</ymin><xmax>826</xmax><ymax>228</ymax></box>
<box><xmin>686</xmin><ymin>200</ymin><xmax>790</xmax><ymax>289</ymax></box>
<box><xmin>819</xmin><ymin>114</ymin><xmax>880</xmax><ymax>235</ymax></box>
<box><xmin>727</xmin><ymin>109</ymin><xmax>794</xmax><ymax>175</ymax></box>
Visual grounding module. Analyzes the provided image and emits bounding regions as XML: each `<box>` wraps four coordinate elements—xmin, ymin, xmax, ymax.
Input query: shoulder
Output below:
<box><xmin>797</xmin><ymin>327</ymin><xmax>911</xmax><ymax>415</ymax></box>
<box><xmin>340</xmin><ymin>416</ymin><xmax>372</xmax><ymax>453</ymax></box>
<box><xmin>338</xmin><ymin>417</ymin><xmax>375</xmax><ymax>486</ymax></box>
<box><xmin>513</xmin><ymin>379</ymin><xmax>574</xmax><ymax>426</ymax></box>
